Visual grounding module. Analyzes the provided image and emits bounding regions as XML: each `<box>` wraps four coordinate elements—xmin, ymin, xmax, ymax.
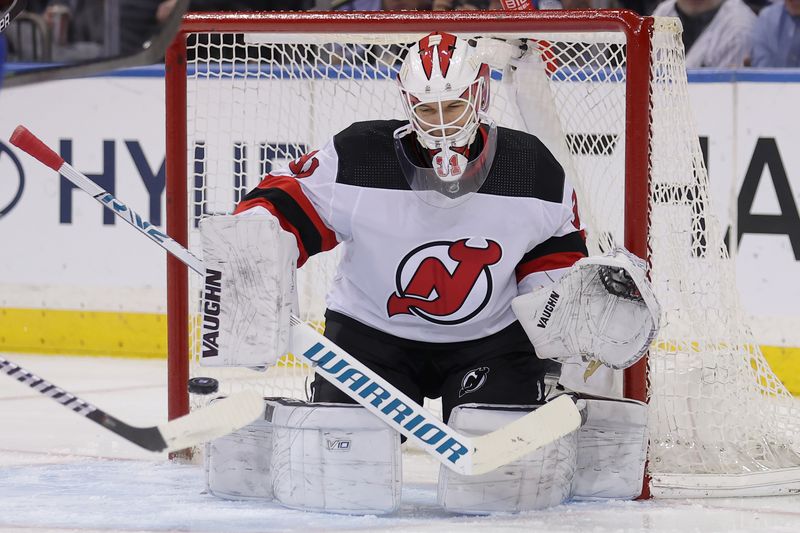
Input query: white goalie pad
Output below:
<box><xmin>511</xmin><ymin>247</ymin><xmax>661</xmax><ymax>370</ymax></box>
<box><xmin>571</xmin><ymin>397</ymin><xmax>648</xmax><ymax>500</ymax></box>
<box><xmin>271</xmin><ymin>401</ymin><xmax>402</xmax><ymax>515</ymax></box>
<box><xmin>199</xmin><ymin>210</ymin><xmax>298</xmax><ymax>368</ymax></box>
<box><xmin>205</xmin><ymin>398</ymin><xmax>274</xmax><ymax>500</ymax></box>
<box><xmin>438</xmin><ymin>403</ymin><xmax>579</xmax><ymax>514</ymax></box>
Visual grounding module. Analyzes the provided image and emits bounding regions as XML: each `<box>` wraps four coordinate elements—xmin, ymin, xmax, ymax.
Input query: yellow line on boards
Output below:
<box><xmin>760</xmin><ymin>345</ymin><xmax>800</xmax><ymax>395</ymax></box>
<box><xmin>0</xmin><ymin>307</ymin><xmax>167</xmax><ymax>359</ymax></box>
<box><xmin>1</xmin><ymin>307</ymin><xmax>799</xmax><ymax>395</ymax></box>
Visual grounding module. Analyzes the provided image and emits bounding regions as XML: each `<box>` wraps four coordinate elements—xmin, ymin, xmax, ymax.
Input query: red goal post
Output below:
<box><xmin>164</xmin><ymin>10</ymin><xmax>800</xmax><ymax>498</ymax></box>
<box><xmin>164</xmin><ymin>7</ymin><xmax>653</xmax><ymax>419</ymax></box>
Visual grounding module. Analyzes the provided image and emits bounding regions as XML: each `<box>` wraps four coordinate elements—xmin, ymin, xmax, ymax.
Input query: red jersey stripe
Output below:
<box><xmin>234</xmin><ymin>175</ymin><xmax>338</xmax><ymax>267</ymax></box>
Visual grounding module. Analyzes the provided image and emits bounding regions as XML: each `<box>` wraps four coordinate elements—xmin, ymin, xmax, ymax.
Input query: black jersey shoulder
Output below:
<box><xmin>333</xmin><ymin>120</ymin><xmax>412</xmax><ymax>190</ymax></box>
<box><xmin>479</xmin><ymin>127</ymin><xmax>566</xmax><ymax>203</ymax></box>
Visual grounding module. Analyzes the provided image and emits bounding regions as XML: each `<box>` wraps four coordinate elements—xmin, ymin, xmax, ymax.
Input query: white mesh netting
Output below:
<box><xmin>644</xmin><ymin>21</ymin><xmax>800</xmax><ymax>495</ymax></box>
<box><xmin>177</xmin><ymin>18</ymin><xmax>800</xmax><ymax>495</ymax></box>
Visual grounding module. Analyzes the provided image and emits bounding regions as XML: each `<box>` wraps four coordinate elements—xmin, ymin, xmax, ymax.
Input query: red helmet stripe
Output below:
<box><xmin>437</xmin><ymin>33</ymin><xmax>457</xmax><ymax>78</ymax></box>
<box><xmin>418</xmin><ymin>34</ymin><xmax>434</xmax><ymax>80</ymax></box>
<box><xmin>417</xmin><ymin>32</ymin><xmax>458</xmax><ymax>81</ymax></box>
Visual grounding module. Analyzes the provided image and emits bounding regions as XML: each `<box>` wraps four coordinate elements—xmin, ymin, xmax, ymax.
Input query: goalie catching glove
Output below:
<box><xmin>199</xmin><ymin>210</ymin><xmax>299</xmax><ymax>368</ymax></box>
<box><xmin>511</xmin><ymin>247</ymin><xmax>661</xmax><ymax>370</ymax></box>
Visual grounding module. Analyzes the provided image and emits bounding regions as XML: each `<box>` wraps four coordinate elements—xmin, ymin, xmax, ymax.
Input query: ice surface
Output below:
<box><xmin>2</xmin><ymin>354</ymin><xmax>800</xmax><ymax>533</ymax></box>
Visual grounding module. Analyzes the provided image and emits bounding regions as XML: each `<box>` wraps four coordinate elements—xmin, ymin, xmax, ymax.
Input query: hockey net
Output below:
<box><xmin>165</xmin><ymin>11</ymin><xmax>800</xmax><ymax>497</ymax></box>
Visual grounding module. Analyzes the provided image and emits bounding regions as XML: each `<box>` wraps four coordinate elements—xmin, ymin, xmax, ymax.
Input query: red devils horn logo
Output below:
<box><xmin>418</xmin><ymin>32</ymin><xmax>458</xmax><ymax>81</ymax></box>
<box><xmin>387</xmin><ymin>238</ymin><xmax>502</xmax><ymax>325</ymax></box>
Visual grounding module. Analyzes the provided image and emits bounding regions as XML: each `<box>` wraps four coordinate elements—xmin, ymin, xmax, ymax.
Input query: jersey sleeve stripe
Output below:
<box><xmin>235</xmin><ymin>177</ymin><xmax>337</xmax><ymax>267</ymax></box>
<box><xmin>515</xmin><ymin>251</ymin><xmax>587</xmax><ymax>282</ymax></box>
<box><xmin>515</xmin><ymin>231</ymin><xmax>588</xmax><ymax>282</ymax></box>
<box><xmin>520</xmin><ymin>230</ymin><xmax>587</xmax><ymax>262</ymax></box>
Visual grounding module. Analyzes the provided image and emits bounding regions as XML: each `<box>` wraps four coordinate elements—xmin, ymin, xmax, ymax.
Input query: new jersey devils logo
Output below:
<box><xmin>459</xmin><ymin>367</ymin><xmax>490</xmax><ymax>398</ymax></box>
<box><xmin>387</xmin><ymin>238</ymin><xmax>502</xmax><ymax>325</ymax></box>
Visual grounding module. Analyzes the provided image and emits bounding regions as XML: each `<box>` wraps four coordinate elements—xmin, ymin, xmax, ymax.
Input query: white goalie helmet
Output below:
<box><xmin>394</xmin><ymin>32</ymin><xmax>497</xmax><ymax>207</ymax></box>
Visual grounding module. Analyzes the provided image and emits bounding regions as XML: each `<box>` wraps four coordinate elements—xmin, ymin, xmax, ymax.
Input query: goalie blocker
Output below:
<box><xmin>199</xmin><ymin>209</ymin><xmax>299</xmax><ymax>369</ymax></box>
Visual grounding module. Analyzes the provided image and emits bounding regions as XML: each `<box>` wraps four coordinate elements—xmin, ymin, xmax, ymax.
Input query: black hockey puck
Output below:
<box><xmin>188</xmin><ymin>377</ymin><xmax>219</xmax><ymax>395</ymax></box>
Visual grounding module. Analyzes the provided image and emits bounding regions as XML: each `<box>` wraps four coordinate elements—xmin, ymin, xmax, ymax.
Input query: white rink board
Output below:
<box><xmin>0</xmin><ymin>69</ymin><xmax>799</xmax><ymax>345</ymax></box>
<box><xmin>0</xmin><ymin>76</ymin><xmax>169</xmax><ymax>313</ymax></box>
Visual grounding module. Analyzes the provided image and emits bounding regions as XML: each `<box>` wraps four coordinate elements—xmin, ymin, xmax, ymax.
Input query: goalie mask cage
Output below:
<box><xmin>164</xmin><ymin>10</ymin><xmax>800</xmax><ymax>498</ymax></box>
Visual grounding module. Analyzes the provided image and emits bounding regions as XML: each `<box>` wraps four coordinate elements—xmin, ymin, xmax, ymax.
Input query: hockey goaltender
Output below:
<box><xmin>198</xmin><ymin>31</ymin><xmax>660</xmax><ymax>515</ymax></box>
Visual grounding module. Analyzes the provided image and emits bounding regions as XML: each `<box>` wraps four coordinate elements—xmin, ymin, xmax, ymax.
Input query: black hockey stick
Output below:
<box><xmin>0</xmin><ymin>0</ymin><xmax>27</xmax><ymax>34</ymax></box>
<box><xmin>0</xmin><ymin>355</ymin><xmax>264</xmax><ymax>453</ymax></box>
<box><xmin>3</xmin><ymin>0</ymin><xmax>187</xmax><ymax>87</ymax></box>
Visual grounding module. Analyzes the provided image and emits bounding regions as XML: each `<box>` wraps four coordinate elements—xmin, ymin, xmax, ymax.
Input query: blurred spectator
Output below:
<box><xmin>156</xmin><ymin>0</ymin><xmax>179</xmax><ymax>24</ymax></box>
<box><xmin>133</xmin><ymin>1</ymin><xmax>315</xmax><ymax>57</ymax></box>
<box><xmin>309</xmin><ymin>0</ymin><xmax>379</xmax><ymax>7</ymax></box>
<box><xmin>433</xmin><ymin>0</ymin><xmax>570</xmax><ymax>9</ymax></box>
<box><xmin>119</xmin><ymin>0</ymin><xmax>162</xmax><ymax>55</ymax></box>
<box><xmin>44</xmin><ymin>0</ymin><xmax>105</xmax><ymax>60</ymax></box>
<box><xmin>383</xmin><ymin>0</ymin><xmax>432</xmax><ymax>8</ymax></box>
<box><xmin>432</xmin><ymin>0</ymin><xmax>497</xmax><ymax>10</ymax></box>
<box><xmin>749</xmin><ymin>0</ymin><xmax>800</xmax><ymax>67</ymax></box>
<box><xmin>156</xmin><ymin>1</ymin><xmax>316</xmax><ymax>24</ymax></box>
<box><xmin>3</xmin><ymin>2</ymin><xmax>51</xmax><ymax>62</ymax></box>
<box><xmin>11</xmin><ymin>0</ymin><xmax>49</xmax><ymax>12</ymax></box>
<box><xmin>618</xmin><ymin>0</ymin><xmax>662</xmax><ymax>14</ymax></box>
<box><xmin>742</xmin><ymin>0</ymin><xmax>771</xmax><ymax>14</ymax></box>
<box><xmin>653</xmin><ymin>0</ymin><xmax>756</xmax><ymax>67</ymax></box>
<box><xmin>338</xmin><ymin>0</ymin><xmax>381</xmax><ymax>8</ymax></box>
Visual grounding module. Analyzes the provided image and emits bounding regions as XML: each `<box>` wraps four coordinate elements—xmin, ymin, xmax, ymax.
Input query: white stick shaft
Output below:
<box><xmin>9</xmin><ymin>125</ymin><xmax>205</xmax><ymax>273</ymax></box>
<box><xmin>63</xmin><ymin>165</ymin><xmax>206</xmax><ymax>275</ymax></box>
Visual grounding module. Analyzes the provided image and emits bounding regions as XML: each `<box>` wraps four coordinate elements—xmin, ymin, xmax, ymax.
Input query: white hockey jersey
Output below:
<box><xmin>236</xmin><ymin>120</ymin><xmax>586</xmax><ymax>343</ymax></box>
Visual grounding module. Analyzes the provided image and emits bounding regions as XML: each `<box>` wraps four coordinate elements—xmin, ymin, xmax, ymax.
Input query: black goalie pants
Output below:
<box><xmin>310</xmin><ymin>310</ymin><xmax>554</xmax><ymax>422</ymax></box>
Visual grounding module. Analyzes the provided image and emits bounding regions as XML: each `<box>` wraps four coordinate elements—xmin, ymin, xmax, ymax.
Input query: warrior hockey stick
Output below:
<box><xmin>10</xmin><ymin>125</ymin><xmax>582</xmax><ymax>475</ymax></box>
<box><xmin>0</xmin><ymin>0</ymin><xmax>26</xmax><ymax>34</ymax></box>
<box><xmin>0</xmin><ymin>355</ymin><xmax>264</xmax><ymax>453</ymax></box>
